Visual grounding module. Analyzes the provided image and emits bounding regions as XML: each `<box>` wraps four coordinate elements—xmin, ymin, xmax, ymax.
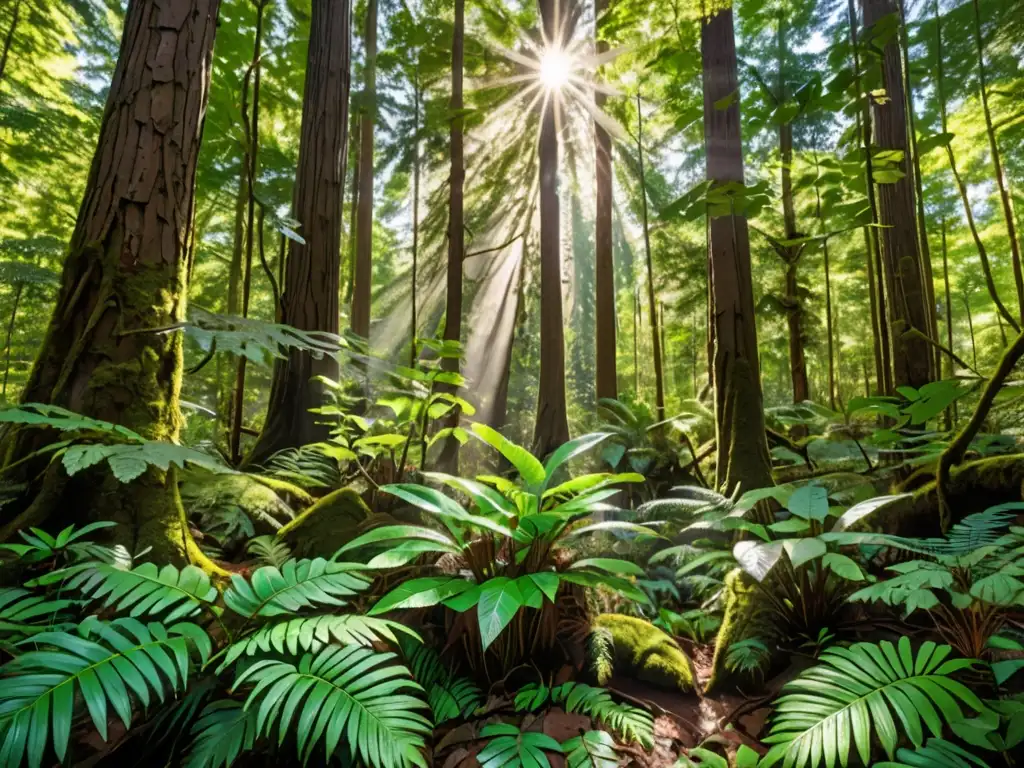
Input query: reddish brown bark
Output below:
<box><xmin>701</xmin><ymin>5</ymin><xmax>772</xmax><ymax>493</ymax></box>
<box><xmin>249</xmin><ymin>0</ymin><xmax>350</xmax><ymax>462</ymax></box>
<box><xmin>350</xmin><ymin>0</ymin><xmax>377</xmax><ymax>339</ymax></box>
<box><xmin>0</xmin><ymin>0</ymin><xmax>222</xmax><ymax>562</ymax></box>
<box><xmin>862</xmin><ymin>0</ymin><xmax>932</xmax><ymax>389</ymax></box>
<box><xmin>533</xmin><ymin>0</ymin><xmax>571</xmax><ymax>457</ymax></box>
<box><xmin>594</xmin><ymin>0</ymin><xmax>616</xmax><ymax>402</ymax></box>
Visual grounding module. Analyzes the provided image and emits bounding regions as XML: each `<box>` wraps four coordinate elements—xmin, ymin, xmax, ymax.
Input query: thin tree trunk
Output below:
<box><xmin>248</xmin><ymin>0</ymin><xmax>350</xmax><ymax>463</ymax></box>
<box><xmin>0</xmin><ymin>0</ymin><xmax>223</xmax><ymax>565</ymax></box>
<box><xmin>350</xmin><ymin>0</ymin><xmax>377</xmax><ymax>338</ymax></box>
<box><xmin>932</xmin><ymin>0</ymin><xmax>1019</xmax><ymax>333</ymax></box>
<box><xmin>438</xmin><ymin>0</ymin><xmax>465</xmax><ymax>471</ymax></box>
<box><xmin>862</xmin><ymin>0</ymin><xmax>932</xmax><ymax>389</ymax></box>
<box><xmin>533</xmin><ymin>0</ymin><xmax>572</xmax><ymax>457</ymax></box>
<box><xmin>898</xmin><ymin>0</ymin><xmax>939</xmax><ymax>379</ymax></box>
<box><xmin>849</xmin><ymin>0</ymin><xmax>890</xmax><ymax>393</ymax></box>
<box><xmin>344</xmin><ymin>115</ymin><xmax>360</xmax><ymax>305</ymax></box>
<box><xmin>594</xmin><ymin>0</ymin><xmax>616</xmax><ymax>401</ymax></box>
<box><xmin>941</xmin><ymin>219</ymin><xmax>956</xmax><ymax>427</ymax></box>
<box><xmin>812</xmin><ymin>150</ymin><xmax>837</xmax><ymax>411</ymax></box>
<box><xmin>691</xmin><ymin>309</ymin><xmax>697</xmax><ymax>397</ymax></box>
<box><xmin>701</xmin><ymin>3</ymin><xmax>772</xmax><ymax>493</ymax></box>
<box><xmin>410</xmin><ymin>72</ymin><xmax>421</xmax><ymax>365</ymax></box>
<box><xmin>0</xmin><ymin>0</ymin><xmax>20</xmax><ymax>86</ymax></box>
<box><xmin>964</xmin><ymin>295</ymin><xmax>978</xmax><ymax>371</ymax></box>
<box><xmin>2</xmin><ymin>283</ymin><xmax>22</xmax><ymax>398</ymax></box>
<box><xmin>633</xmin><ymin>284</ymin><xmax>640</xmax><ymax>395</ymax></box>
<box><xmin>972</xmin><ymin>0</ymin><xmax>1024</xmax><ymax>321</ymax></box>
<box><xmin>230</xmin><ymin>0</ymin><xmax>267</xmax><ymax>463</ymax></box>
<box><xmin>660</xmin><ymin>301</ymin><xmax>669</xmax><ymax>399</ymax></box>
<box><xmin>636</xmin><ymin>91</ymin><xmax>665</xmax><ymax>420</ymax></box>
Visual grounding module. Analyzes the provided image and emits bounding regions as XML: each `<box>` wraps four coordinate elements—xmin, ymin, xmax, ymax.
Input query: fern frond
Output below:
<box><xmin>874</xmin><ymin>738</ymin><xmax>993</xmax><ymax>767</ymax></box>
<box><xmin>402</xmin><ymin>640</ymin><xmax>482</xmax><ymax>723</ymax></box>
<box><xmin>182</xmin><ymin>700</ymin><xmax>259</xmax><ymax>768</ymax></box>
<box><xmin>586</xmin><ymin>626</ymin><xmax>614</xmax><ymax>685</ymax></box>
<box><xmin>231</xmin><ymin>645</ymin><xmax>430</xmax><ymax>767</ymax></box>
<box><xmin>477</xmin><ymin>723</ymin><xmax>562</xmax><ymax>768</ymax></box>
<box><xmin>562</xmin><ymin>730</ymin><xmax>618</xmax><ymax>768</ymax></box>
<box><xmin>245</xmin><ymin>535</ymin><xmax>291</xmax><ymax>567</ymax></box>
<box><xmin>515</xmin><ymin>682</ymin><xmax>653</xmax><ymax>748</ymax></box>
<box><xmin>0</xmin><ymin>588</ymin><xmax>77</xmax><ymax>638</ymax></box>
<box><xmin>219</xmin><ymin>615</ymin><xmax>419</xmax><ymax>671</ymax></box>
<box><xmin>761</xmin><ymin>638</ymin><xmax>985</xmax><ymax>768</ymax></box>
<box><xmin>0</xmin><ymin>617</ymin><xmax>209</xmax><ymax>767</ymax></box>
<box><xmin>223</xmin><ymin>558</ymin><xmax>372</xmax><ymax>618</ymax></box>
<box><xmin>31</xmin><ymin>562</ymin><xmax>218</xmax><ymax>622</ymax></box>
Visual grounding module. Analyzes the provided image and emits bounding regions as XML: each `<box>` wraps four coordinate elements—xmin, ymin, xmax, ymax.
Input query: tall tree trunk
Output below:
<box><xmin>344</xmin><ymin>115</ymin><xmax>360</xmax><ymax>305</ymax></box>
<box><xmin>862</xmin><ymin>0</ymin><xmax>931</xmax><ymax>389</ymax></box>
<box><xmin>972</xmin><ymin>0</ymin><xmax>1024</xmax><ymax>321</ymax></box>
<box><xmin>777</xmin><ymin>17</ymin><xmax>809</xmax><ymax>404</ymax></box>
<box><xmin>594</xmin><ymin>0</ymin><xmax>616</xmax><ymax>401</ymax></box>
<box><xmin>0</xmin><ymin>0</ymin><xmax>21</xmax><ymax>85</ymax></box>
<box><xmin>941</xmin><ymin>218</ymin><xmax>956</xmax><ymax>427</ymax></box>
<box><xmin>633</xmin><ymin>284</ymin><xmax>640</xmax><ymax>395</ymax></box>
<box><xmin>2</xmin><ymin>282</ymin><xmax>22</xmax><ymax>398</ymax></box>
<box><xmin>898</xmin><ymin>0</ymin><xmax>939</xmax><ymax>380</ymax></box>
<box><xmin>248</xmin><ymin>0</ymin><xmax>350</xmax><ymax>462</ymax></box>
<box><xmin>229</xmin><ymin>0</ymin><xmax>267</xmax><ymax>462</ymax></box>
<box><xmin>636</xmin><ymin>91</ymin><xmax>665</xmax><ymax>420</ymax></box>
<box><xmin>0</xmin><ymin>0</ymin><xmax>222</xmax><ymax>564</ymax></box>
<box><xmin>849</xmin><ymin>0</ymin><xmax>890</xmax><ymax>393</ymax></box>
<box><xmin>701</xmin><ymin>4</ymin><xmax>772</xmax><ymax>493</ymax></box>
<box><xmin>812</xmin><ymin>150</ymin><xmax>837</xmax><ymax>410</ymax></box>
<box><xmin>350</xmin><ymin>0</ymin><xmax>377</xmax><ymax>339</ymax></box>
<box><xmin>533</xmin><ymin>0</ymin><xmax>572</xmax><ymax>457</ymax></box>
<box><xmin>410</xmin><ymin>72</ymin><xmax>421</xmax><ymax>365</ymax></box>
<box><xmin>438</xmin><ymin>0</ymin><xmax>465</xmax><ymax>471</ymax></box>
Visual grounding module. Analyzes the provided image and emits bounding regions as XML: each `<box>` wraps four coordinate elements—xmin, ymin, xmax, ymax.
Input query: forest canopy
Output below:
<box><xmin>0</xmin><ymin>0</ymin><xmax>1023</xmax><ymax>765</ymax></box>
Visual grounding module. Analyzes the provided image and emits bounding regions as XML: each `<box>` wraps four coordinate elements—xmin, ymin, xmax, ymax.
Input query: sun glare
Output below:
<box><xmin>539</xmin><ymin>48</ymin><xmax>572</xmax><ymax>90</ymax></box>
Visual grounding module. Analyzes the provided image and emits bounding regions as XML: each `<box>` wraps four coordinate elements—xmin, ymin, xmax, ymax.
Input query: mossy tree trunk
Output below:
<box><xmin>0</xmin><ymin>0</ymin><xmax>222</xmax><ymax>564</ymax></box>
<box><xmin>248</xmin><ymin>0</ymin><xmax>350</xmax><ymax>462</ymax></box>
<box><xmin>701</xmin><ymin>3</ymin><xmax>773</xmax><ymax>493</ymax></box>
<box><xmin>532</xmin><ymin>0</ymin><xmax>572</xmax><ymax>458</ymax></box>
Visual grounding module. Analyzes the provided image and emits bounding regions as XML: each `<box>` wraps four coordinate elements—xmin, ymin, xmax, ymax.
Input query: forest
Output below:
<box><xmin>0</xmin><ymin>0</ymin><xmax>1022</xmax><ymax>764</ymax></box>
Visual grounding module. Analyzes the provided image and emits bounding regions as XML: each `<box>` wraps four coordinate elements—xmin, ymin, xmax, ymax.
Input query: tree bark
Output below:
<box><xmin>344</xmin><ymin>114</ymin><xmax>360</xmax><ymax>305</ymax></box>
<box><xmin>594</xmin><ymin>0</ymin><xmax>616</xmax><ymax>402</ymax></box>
<box><xmin>812</xmin><ymin>150</ymin><xmax>836</xmax><ymax>410</ymax></box>
<box><xmin>0</xmin><ymin>0</ymin><xmax>21</xmax><ymax>86</ymax></box>
<box><xmin>637</xmin><ymin>91</ymin><xmax>665</xmax><ymax>420</ymax></box>
<box><xmin>0</xmin><ymin>0</ymin><xmax>222</xmax><ymax>564</ymax></box>
<box><xmin>862</xmin><ymin>0</ymin><xmax>932</xmax><ymax>389</ymax></box>
<box><xmin>941</xmin><ymin>219</ymin><xmax>956</xmax><ymax>427</ymax></box>
<box><xmin>972</xmin><ymin>0</ymin><xmax>1024</xmax><ymax>322</ymax></box>
<box><xmin>410</xmin><ymin>72</ymin><xmax>421</xmax><ymax>365</ymax></box>
<box><xmin>701</xmin><ymin>4</ymin><xmax>772</xmax><ymax>493</ymax></box>
<box><xmin>532</xmin><ymin>0</ymin><xmax>571</xmax><ymax>457</ymax></box>
<box><xmin>350</xmin><ymin>0</ymin><xmax>377</xmax><ymax>338</ymax></box>
<box><xmin>2</xmin><ymin>282</ymin><xmax>22</xmax><ymax>398</ymax></box>
<box><xmin>248</xmin><ymin>0</ymin><xmax>350</xmax><ymax>462</ymax></box>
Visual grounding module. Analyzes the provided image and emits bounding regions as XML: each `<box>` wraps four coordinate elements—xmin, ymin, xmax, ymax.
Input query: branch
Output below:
<box><xmin>901</xmin><ymin>327</ymin><xmax>980</xmax><ymax>377</ymax></box>
<box><xmin>464</xmin><ymin>231</ymin><xmax>525</xmax><ymax>260</ymax></box>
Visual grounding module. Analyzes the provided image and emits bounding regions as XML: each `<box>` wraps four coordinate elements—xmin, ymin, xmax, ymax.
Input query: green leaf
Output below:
<box><xmin>470</xmin><ymin>424</ymin><xmax>545</xmax><ymax>488</ymax></box>
<box><xmin>224</xmin><ymin>559</ymin><xmax>372</xmax><ymax>618</ymax></box>
<box><xmin>570</xmin><ymin>558</ymin><xmax>645</xmax><ymax>576</ymax></box>
<box><xmin>823</xmin><ymin>553</ymin><xmax>865</xmax><ymax>581</ymax></box>
<box><xmin>477</xmin><ymin>578</ymin><xmax>524</xmax><ymax>650</ymax></box>
<box><xmin>370</xmin><ymin>576</ymin><xmax>473</xmax><ymax>615</ymax></box>
<box><xmin>787</xmin><ymin>485</ymin><xmax>830</xmax><ymax>521</ymax></box>
<box><xmin>562</xmin><ymin>729</ymin><xmax>618</xmax><ymax>768</ymax></box>
<box><xmin>542</xmin><ymin>433</ymin><xmax>610</xmax><ymax>488</ymax></box>
<box><xmin>786</xmin><ymin>537</ymin><xmax>827</xmax><ymax>567</ymax></box>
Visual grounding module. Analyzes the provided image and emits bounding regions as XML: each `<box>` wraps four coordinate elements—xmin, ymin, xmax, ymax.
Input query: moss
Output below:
<box><xmin>180</xmin><ymin>471</ymin><xmax>297</xmax><ymax>534</ymax></box>
<box><xmin>706</xmin><ymin>568</ymin><xmax>769</xmax><ymax>693</ymax></box>
<box><xmin>592</xmin><ymin>614</ymin><xmax>694</xmax><ymax>693</ymax></box>
<box><xmin>276</xmin><ymin>487</ymin><xmax>371</xmax><ymax>557</ymax></box>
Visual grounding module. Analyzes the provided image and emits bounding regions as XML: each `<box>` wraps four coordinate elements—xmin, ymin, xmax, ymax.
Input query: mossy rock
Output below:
<box><xmin>275</xmin><ymin>488</ymin><xmax>371</xmax><ymax>558</ymax></box>
<box><xmin>706</xmin><ymin>568</ymin><xmax>771</xmax><ymax>693</ymax></box>
<box><xmin>180</xmin><ymin>472</ymin><xmax>300</xmax><ymax>535</ymax></box>
<box><xmin>591</xmin><ymin>614</ymin><xmax>694</xmax><ymax>693</ymax></box>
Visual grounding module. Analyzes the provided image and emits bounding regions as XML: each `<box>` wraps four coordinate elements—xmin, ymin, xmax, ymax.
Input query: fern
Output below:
<box><xmin>761</xmin><ymin>638</ymin><xmax>986</xmax><ymax>768</ymax></box>
<box><xmin>515</xmin><ymin>682</ymin><xmax>654</xmax><ymax>748</ymax></box>
<box><xmin>183</xmin><ymin>700</ymin><xmax>259</xmax><ymax>768</ymax></box>
<box><xmin>231</xmin><ymin>645</ymin><xmax>430</xmax><ymax>766</ymax></box>
<box><xmin>223</xmin><ymin>558</ymin><xmax>372</xmax><ymax>618</ymax></box>
<box><xmin>260</xmin><ymin>445</ymin><xmax>342</xmax><ymax>489</ymax></box>
<box><xmin>0</xmin><ymin>588</ymin><xmax>77</xmax><ymax>638</ymax></box>
<box><xmin>587</xmin><ymin>626</ymin><xmax>614</xmax><ymax>685</ymax></box>
<box><xmin>219</xmin><ymin>615</ymin><xmax>419</xmax><ymax>671</ymax></box>
<box><xmin>245</xmin><ymin>535</ymin><xmax>291</xmax><ymax>567</ymax></box>
<box><xmin>0</xmin><ymin>521</ymin><xmax>118</xmax><ymax>564</ymax></box>
<box><xmin>31</xmin><ymin>561</ymin><xmax>218</xmax><ymax>622</ymax></box>
<box><xmin>874</xmin><ymin>738</ymin><xmax>993</xmax><ymax>767</ymax></box>
<box><xmin>402</xmin><ymin>639</ymin><xmax>482</xmax><ymax>723</ymax></box>
<box><xmin>477</xmin><ymin>723</ymin><xmax>562</xmax><ymax>768</ymax></box>
<box><xmin>563</xmin><ymin>730</ymin><xmax>618</xmax><ymax>767</ymax></box>
<box><xmin>0</xmin><ymin>616</ymin><xmax>210</xmax><ymax>767</ymax></box>
<box><xmin>725</xmin><ymin>638</ymin><xmax>772</xmax><ymax>678</ymax></box>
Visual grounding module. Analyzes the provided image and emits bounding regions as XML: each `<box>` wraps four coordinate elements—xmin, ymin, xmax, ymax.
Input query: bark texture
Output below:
<box><xmin>594</xmin><ymin>0</ymin><xmax>616</xmax><ymax>402</ymax></box>
<box><xmin>350</xmin><ymin>0</ymin><xmax>377</xmax><ymax>338</ymax></box>
<box><xmin>701</xmin><ymin>6</ymin><xmax>773</xmax><ymax>493</ymax></box>
<box><xmin>862</xmin><ymin>0</ymin><xmax>931</xmax><ymax>389</ymax></box>
<box><xmin>248</xmin><ymin>0</ymin><xmax>350</xmax><ymax>461</ymax></box>
<box><xmin>1</xmin><ymin>0</ymin><xmax>222</xmax><ymax>563</ymax></box>
<box><xmin>532</xmin><ymin>0</ymin><xmax>571</xmax><ymax>457</ymax></box>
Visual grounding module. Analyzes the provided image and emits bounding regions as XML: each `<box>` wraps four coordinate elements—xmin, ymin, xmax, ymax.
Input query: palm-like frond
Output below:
<box><xmin>477</xmin><ymin>723</ymin><xmax>562</xmax><ymax>768</ymax></box>
<box><xmin>231</xmin><ymin>645</ymin><xmax>430</xmax><ymax>767</ymax></box>
<box><xmin>0</xmin><ymin>588</ymin><xmax>77</xmax><ymax>638</ymax></box>
<box><xmin>218</xmin><ymin>615</ymin><xmax>419</xmax><ymax>671</ymax></box>
<box><xmin>402</xmin><ymin>640</ymin><xmax>482</xmax><ymax>723</ymax></box>
<box><xmin>515</xmin><ymin>682</ymin><xmax>654</xmax><ymax>748</ymax></box>
<box><xmin>563</xmin><ymin>730</ymin><xmax>618</xmax><ymax>767</ymax></box>
<box><xmin>245</xmin><ymin>535</ymin><xmax>291</xmax><ymax>567</ymax></box>
<box><xmin>0</xmin><ymin>617</ymin><xmax>209</xmax><ymax>768</ymax></box>
<box><xmin>183</xmin><ymin>700</ymin><xmax>259</xmax><ymax>768</ymax></box>
<box><xmin>32</xmin><ymin>562</ymin><xmax>218</xmax><ymax>621</ymax></box>
<box><xmin>223</xmin><ymin>559</ymin><xmax>372</xmax><ymax>618</ymax></box>
<box><xmin>761</xmin><ymin>638</ymin><xmax>985</xmax><ymax>768</ymax></box>
<box><xmin>874</xmin><ymin>738</ymin><xmax>993</xmax><ymax>767</ymax></box>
